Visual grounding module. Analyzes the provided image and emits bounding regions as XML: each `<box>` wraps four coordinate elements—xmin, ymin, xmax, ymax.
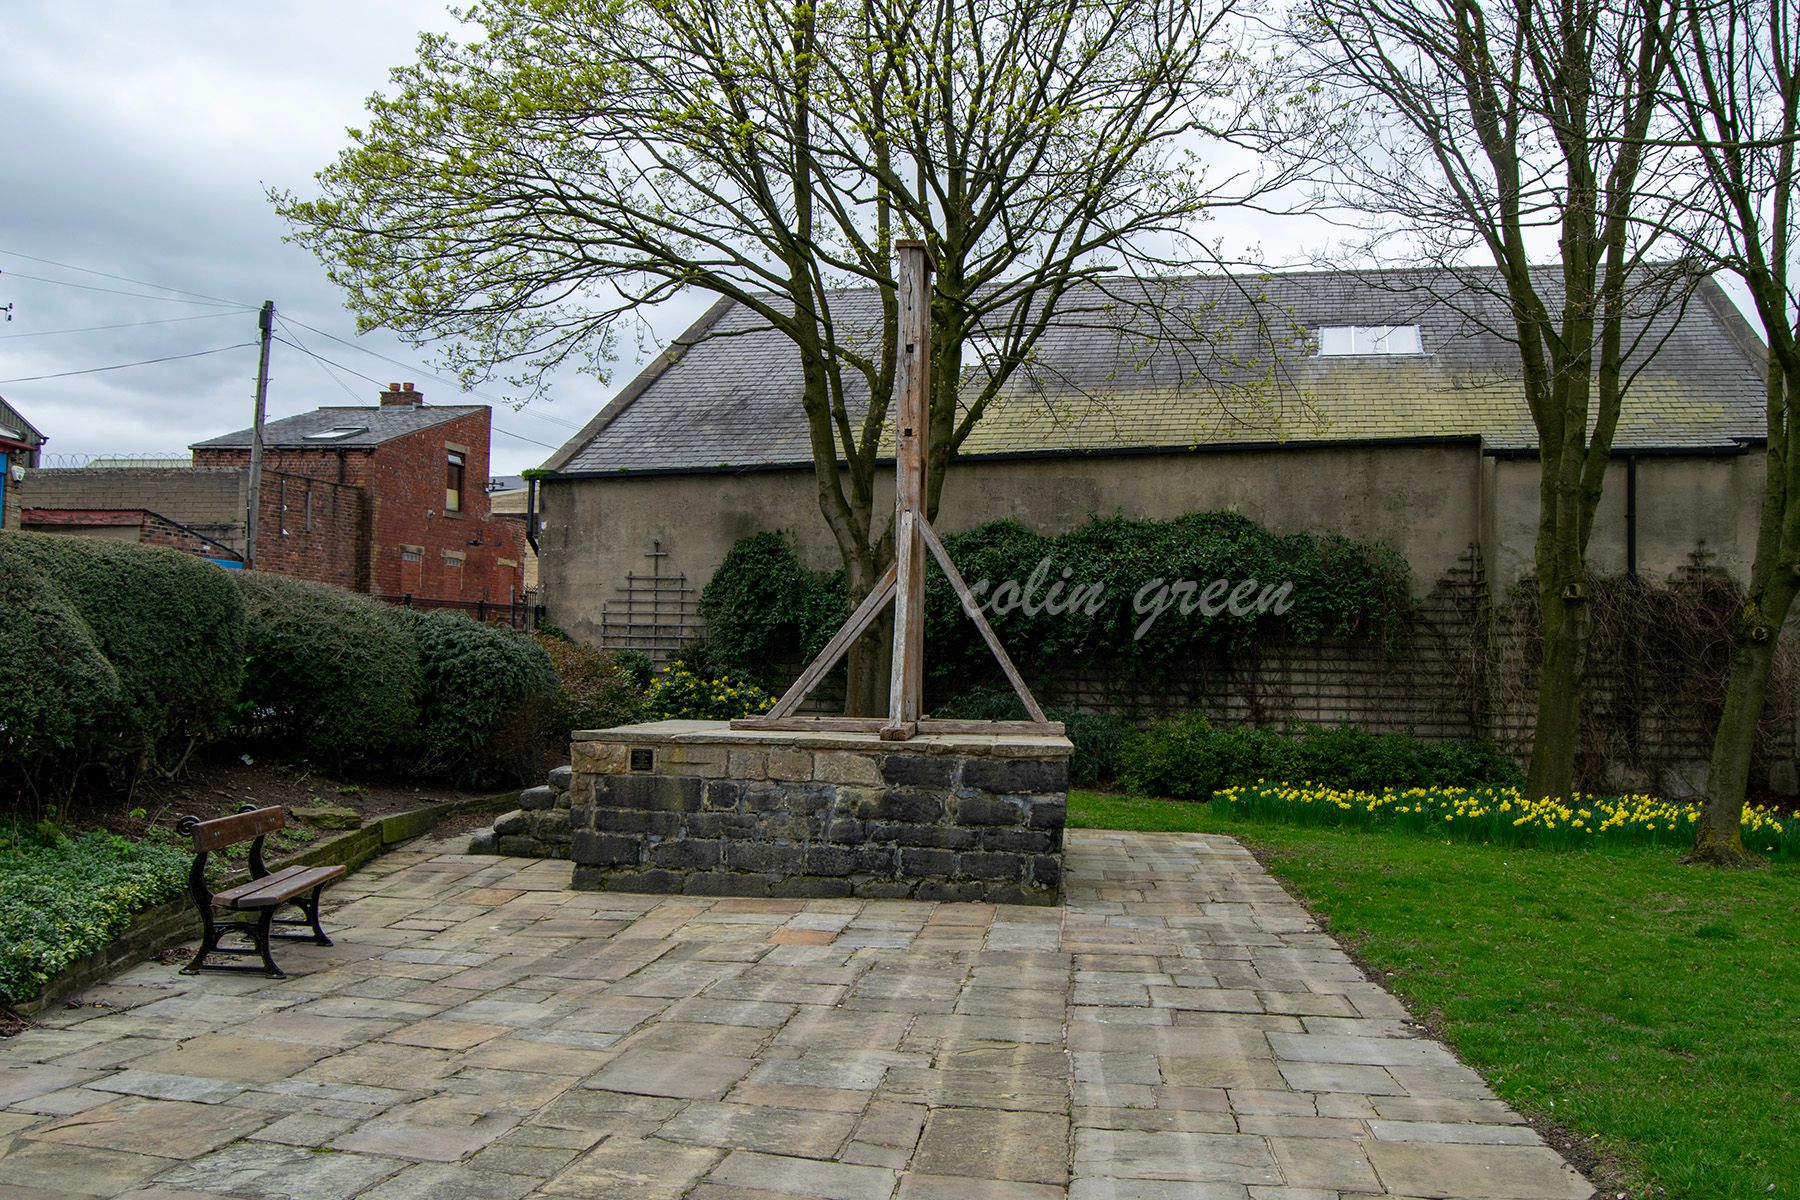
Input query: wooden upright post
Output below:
<box><xmin>885</xmin><ymin>241</ymin><xmax>932</xmax><ymax>738</ymax></box>
<box><xmin>245</xmin><ymin>300</ymin><xmax>274</xmax><ymax>570</ymax></box>
<box><xmin>733</xmin><ymin>239</ymin><xmax>1058</xmax><ymax>740</ymax></box>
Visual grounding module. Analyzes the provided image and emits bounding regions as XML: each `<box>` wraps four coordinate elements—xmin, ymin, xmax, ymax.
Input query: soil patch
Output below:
<box><xmin>45</xmin><ymin>750</ymin><xmax>508</xmax><ymax>841</ymax></box>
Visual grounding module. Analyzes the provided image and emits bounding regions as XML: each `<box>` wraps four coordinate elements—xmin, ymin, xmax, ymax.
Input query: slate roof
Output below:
<box><xmin>192</xmin><ymin>404</ymin><xmax>486</xmax><ymax>451</ymax></box>
<box><xmin>547</xmin><ymin>267</ymin><xmax>1768</xmax><ymax>476</ymax></box>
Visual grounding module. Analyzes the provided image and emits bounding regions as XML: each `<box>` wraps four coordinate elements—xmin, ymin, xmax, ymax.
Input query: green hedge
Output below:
<box><xmin>933</xmin><ymin>686</ymin><xmax>1132</xmax><ymax>788</ymax></box>
<box><xmin>696</xmin><ymin>532</ymin><xmax>845</xmax><ymax>679</ymax></box>
<box><xmin>0</xmin><ymin>830</ymin><xmax>189</xmax><ymax>1003</ymax></box>
<box><xmin>0</xmin><ymin>532</ymin><xmax>244</xmax><ymax>794</ymax></box>
<box><xmin>536</xmin><ymin>632</ymin><xmax>644</xmax><ymax>740</ymax></box>
<box><xmin>235</xmin><ymin>577</ymin><xmax>561</xmax><ymax>786</ymax></box>
<box><xmin>0</xmin><ymin>550</ymin><xmax>121</xmax><ymax>797</ymax></box>
<box><xmin>406</xmin><ymin>610</ymin><xmax>559</xmax><ymax>787</ymax></box>
<box><xmin>697</xmin><ymin>514</ymin><xmax>1413</xmax><ymax>693</ymax></box>
<box><xmin>236</xmin><ymin>573</ymin><xmax>422</xmax><ymax>772</ymax></box>
<box><xmin>1117</xmin><ymin>715</ymin><xmax>1523</xmax><ymax>800</ymax></box>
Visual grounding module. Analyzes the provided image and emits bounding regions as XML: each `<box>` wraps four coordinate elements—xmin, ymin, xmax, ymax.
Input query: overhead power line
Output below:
<box><xmin>271</xmin><ymin>334</ymin><xmax>385</xmax><ymax>388</ymax></box>
<box><xmin>279</xmin><ymin>314</ymin><xmax>586</xmax><ymax>432</ymax></box>
<box><xmin>270</xmin><ymin>331</ymin><xmax>563</xmax><ymax>451</ymax></box>
<box><xmin>273</xmin><ymin>321</ymin><xmax>368</xmax><ymax>405</ymax></box>
<box><xmin>1</xmin><ymin>271</ymin><xmax>246</xmax><ymax>308</ymax></box>
<box><xmin>0</xmin><ymin>310</ymin><xmax>253</xmax><ymax>339</ymax></box>
<box><xmin>0</xmin><ymin>342</ymin><xmax>257</xmax><ymax>384</ymax></box>
<box><xmin>0</xmin><ymin>248</ymin><xmax>251</xmax><ymax>307</ymax></box>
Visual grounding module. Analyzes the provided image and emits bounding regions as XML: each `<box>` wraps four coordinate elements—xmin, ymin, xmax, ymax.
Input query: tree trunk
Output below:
<box><xmin>843</xmin><ymin>613</ymin><xmax>895</xmax><ymax>717</ymax></box>
<box><xmin>1688</xmin><ymin>581</ymin><xmax>1794</xmax><ymax>866</ymax></box>
<box><xmin>1688</xmin><ymin>632</ymin><xmax>1776</xmax><ymax>865</ymax></box>
<box><xmin>1524</xmin><ymin>577</ymin><xmax>1588</xmax><ymax>801</ymax></box>
<box><xmin>838</xmin><ymin>552</ymin><xmax>894</xmax><ymax>717</ymax></box>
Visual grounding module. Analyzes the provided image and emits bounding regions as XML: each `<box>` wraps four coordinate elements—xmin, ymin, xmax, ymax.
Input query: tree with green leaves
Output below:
<box><xmin>277</xmin><ymin>0</ymin><xmax>1299</xmax><ymax>713</ymax></box>
<box><xmin>1660</xmin><ymin>0</ymin><xmax>1800</xmax><ymax>864</ymax></box>
<box><xmin>1292</xmin><ymin>0</ymin><xmax>1688</xmax><ymax>802</ymax></box>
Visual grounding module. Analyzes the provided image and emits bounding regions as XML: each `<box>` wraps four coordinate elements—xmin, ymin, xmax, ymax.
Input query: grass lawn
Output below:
<box><xmin>1070</xmin><ymin>790</ymin><xmax>1800</xmax><ymax>1198</ymax></box>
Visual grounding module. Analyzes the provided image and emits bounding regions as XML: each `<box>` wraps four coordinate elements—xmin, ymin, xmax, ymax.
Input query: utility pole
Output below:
<box><xmin>245</xmin><ymin>301</ymin><xmax>274</xmax><ymax>569</ymax></box>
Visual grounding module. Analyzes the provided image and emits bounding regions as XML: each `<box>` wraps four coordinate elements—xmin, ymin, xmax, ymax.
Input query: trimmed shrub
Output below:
<box><xmin>536</xmin><ymin>632</ymin><xmax>645</xmax><ymax>741</ymax></box>
<box><xmin>0</xmin><ymin>549</ymin><xmax>122</xmax><ymax>802</ymax></box>
<box><xmin>1118</xmin><ymin>717</ymin><xmax>1522</xmax><ymax>800</ymax></box>
<box><xmin>0</xmin><ymin>830</ymin><xmax>189</xmax><ymax>1003</ymax></box>
<box><xmin>696</xmin><ymin>531</ymin><xmax>847</xmax><ymax>687</ymax></box>
<box><xmin>406</xmin><ymin>610</ymin><xmax>559</xmax><ymax>787</ymax></box>
<box><xmin>0</xmin><ymin>532</ymin><xmax>244</xmax><ymax>784</ymax></box>
<box><xmin>934</xmin><ymin>686</ymin><xmax>1132</xmax><ymax>788</ymax></box>
<box><xmin>235</xmin><ymin>573</ymin><xmax>422</xmax><ymax>772</ymax></box>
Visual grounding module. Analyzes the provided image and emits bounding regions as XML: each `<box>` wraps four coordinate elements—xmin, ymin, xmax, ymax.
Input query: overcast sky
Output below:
<box><xmin>0</xmin><ymin>4</ymin><xmax>1410</xmax><ymax>479</ymax></box>
<box><xmin>0</xmin><ymin>3</ymin><xmax>688</xmax><ymax>476</ymax></box>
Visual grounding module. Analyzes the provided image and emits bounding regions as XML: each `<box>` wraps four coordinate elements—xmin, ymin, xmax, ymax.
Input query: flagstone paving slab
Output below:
<box><xmin>0</xmin><ymin>830</ymin><xmax>1593</xmax><ymax>1198</ymax></box>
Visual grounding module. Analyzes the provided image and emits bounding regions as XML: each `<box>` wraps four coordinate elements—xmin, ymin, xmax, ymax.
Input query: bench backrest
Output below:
<box><xmin>187</xmin><ymin>805</ymin><xmax>285</xmax><ymax>852</ymax></box>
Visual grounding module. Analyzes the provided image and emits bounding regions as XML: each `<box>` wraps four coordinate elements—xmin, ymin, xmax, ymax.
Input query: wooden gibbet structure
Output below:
<box><xmin>733</xmin><ymin>241</ymin><xmax>1063</xmax><ymax>742</ymax></box>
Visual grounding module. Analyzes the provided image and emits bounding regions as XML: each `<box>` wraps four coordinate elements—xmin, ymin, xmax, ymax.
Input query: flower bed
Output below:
<box><xmin>1214</xmin><ymin>782</ymin><xmax>1797</xmax><ymax>856</ymax></box>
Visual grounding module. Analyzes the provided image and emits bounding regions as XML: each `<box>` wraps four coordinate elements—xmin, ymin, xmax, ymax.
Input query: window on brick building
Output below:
<box><xmin>446</xmin><ymin>451</ymin><xmax>465</xmax><ymax>513</ymax></box>
<box><xmin>401</xmin><ymin>547</ymin><xmax>422</xmax><ymax>563</ymax></box>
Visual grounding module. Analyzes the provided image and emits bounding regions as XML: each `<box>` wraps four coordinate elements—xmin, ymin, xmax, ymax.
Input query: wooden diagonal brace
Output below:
<box><xmin>918</xmin><ymin>519</ymin><xmax>1049</xmax><ymax>724</ymax></box>
<box><xmin>756</xmin><ymin>560</ymin><xmax>900</xmax><ymax>720</ymax></box>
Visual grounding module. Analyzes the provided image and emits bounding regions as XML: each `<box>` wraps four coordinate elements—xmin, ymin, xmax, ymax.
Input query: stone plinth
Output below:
<box><xmin>567</xmin><ymin>720</ymin><xmax>1071</xmax><ymax>904</ymax></box>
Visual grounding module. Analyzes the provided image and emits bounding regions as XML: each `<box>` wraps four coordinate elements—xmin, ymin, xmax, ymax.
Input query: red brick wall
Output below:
<box><xmin>137</xmin><ymin>512</ymin><xmax>240</xmax><ymax>560</ymax></box>
<box><xmin>363</xmin><ymin>410</ymin><xmax>524</xmax><ymax>603</ymax></box>
<box><xmin>192</xmin><ymin>411</ymin><xmax>523</xmax><ymax>604</ymax></box>
<box><xmin>251</xmin><ymin>470</ymin><xmax>369</xmax><ymax>590</ymax></box>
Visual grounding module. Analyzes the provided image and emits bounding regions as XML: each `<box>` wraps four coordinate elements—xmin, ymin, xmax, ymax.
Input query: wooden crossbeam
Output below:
<box><xmin>733</xmin><ymin>716</ymin><xmax>1065</xmax><ymax>736</ymax></box>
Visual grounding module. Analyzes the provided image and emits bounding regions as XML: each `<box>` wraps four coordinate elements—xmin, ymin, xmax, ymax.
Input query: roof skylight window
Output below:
<box><xmin>1316</xmin><ymin>325</ymin><xmax>1424</xmax><ymax>356</ymax></box>
<box><xmin>303</xmin><ymin>425</ymin><xmax>367</xmax><ymax>441</ymax></box>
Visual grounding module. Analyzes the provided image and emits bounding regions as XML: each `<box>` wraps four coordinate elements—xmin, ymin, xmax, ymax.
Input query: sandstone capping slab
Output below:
<box><xmin>569</xmin><ymin>720</ymin><xmax>1070</xmax><ymax>904</ymax></box>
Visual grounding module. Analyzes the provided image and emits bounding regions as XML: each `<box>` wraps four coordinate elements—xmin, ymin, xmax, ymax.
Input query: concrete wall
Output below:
<box><xmin>1481</xmin><ymin>452</ymin><xmax>1765</xmax><ymax>594</ymax></box>
<box><xmin>539</xmin><ymin>442</ymin><xmax>1486</xmax><ymax>645</ymax></box>
<box><xmin>24</xmin><ymin>522</ymin><xmax>140</xmax><ymax>543</ymax></box>
<box><xmin>542</xmin><ymin>443</ymin><xmax>1766</xmax><ymax>648</ymax></box>
<box><xmin>17</xmin><ymin>468</ymin><xmax>246</xmax><ymax>552</ymax></box>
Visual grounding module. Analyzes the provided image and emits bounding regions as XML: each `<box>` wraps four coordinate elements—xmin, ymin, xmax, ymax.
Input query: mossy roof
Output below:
<box><xmin>549</xmin><ymin>266</ymin><xmax>1767</xmax><ymax>475</ymax></box>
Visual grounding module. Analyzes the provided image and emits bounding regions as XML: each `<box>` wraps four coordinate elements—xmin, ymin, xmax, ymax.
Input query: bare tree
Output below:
<box><xmin>1660</xmin><ymin>0</ymin><xmax>1800</xmax><ymax>863</ymax></box>
<box><xmin>276</xmin><ymin>0</ymin><xmax>1297</xmax><ymax>713</ymax></box>
<box><xmin>1291</xmin><ymin>0</ymin><xmax>1686</xmax><ymax>801</ymax></box>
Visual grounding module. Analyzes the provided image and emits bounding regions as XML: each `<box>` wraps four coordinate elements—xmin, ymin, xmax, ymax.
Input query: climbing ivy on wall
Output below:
<box><xmin>697</xmin><ymin>512</ymin><xmax>1413</xmax><ymax>694</ymax></box>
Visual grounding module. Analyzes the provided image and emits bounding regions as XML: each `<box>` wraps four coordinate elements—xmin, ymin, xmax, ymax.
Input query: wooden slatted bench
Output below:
<box><xmin>174</xmin><ymin>805</ymin><xmax>345</xmax><ymax>979</ymax></box>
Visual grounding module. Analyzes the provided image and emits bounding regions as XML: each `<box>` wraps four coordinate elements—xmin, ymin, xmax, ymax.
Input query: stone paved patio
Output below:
<box><xmin>0</xmin><ymin>830</ymin><xmax>1593</xmax><ymax>1199</ymax></box>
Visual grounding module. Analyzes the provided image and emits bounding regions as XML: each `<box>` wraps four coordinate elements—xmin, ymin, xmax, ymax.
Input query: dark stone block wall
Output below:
<box><xmin>567</xmin><ymin>726</ymin><xmax>1070</xmax><ymax>904</ymax></box>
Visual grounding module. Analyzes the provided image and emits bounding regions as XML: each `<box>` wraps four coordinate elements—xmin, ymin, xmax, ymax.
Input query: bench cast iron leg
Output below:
<box><xmin>304</xmin><ymin>885</ymin><xmax>332</xmax><ymax>945</ymax></box>
<box><xmin>180</xmin><ymin>905</ymin><xmax>221</xmax><ymax>976</ymax></box>
<box><xmin>254</xmin><ymin>908</ymin><xmax>285</xmax><ymax>979</ymax></box>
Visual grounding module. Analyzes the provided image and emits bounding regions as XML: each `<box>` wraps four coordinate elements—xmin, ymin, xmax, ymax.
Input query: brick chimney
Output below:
<box><xmin>380</xmin><ymin>381</ymin><xmax>423</xmax><ymax>407</ymax></box>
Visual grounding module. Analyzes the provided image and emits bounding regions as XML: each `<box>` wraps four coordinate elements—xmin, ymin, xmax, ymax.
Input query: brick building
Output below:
<box><xmin>18</xmin><ymin>384</ymin><xmax>524</xmax><ymax>607</ymax></box>
<box><xmin>191</xmin><ymin>383</ymin><xmax>525</xmax><ymax>604</ymax></box>
<box><xmin>18</xmin><ymin>508</ymin><xmax>243</xmax><ymax>563</ymax></box>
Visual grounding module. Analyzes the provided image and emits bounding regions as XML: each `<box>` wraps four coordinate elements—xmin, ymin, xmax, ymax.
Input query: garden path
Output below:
<box><xmin>0</xmin><ymin>831</ymin><xmax>1592</xmax><ymax>1198</ymax></box>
